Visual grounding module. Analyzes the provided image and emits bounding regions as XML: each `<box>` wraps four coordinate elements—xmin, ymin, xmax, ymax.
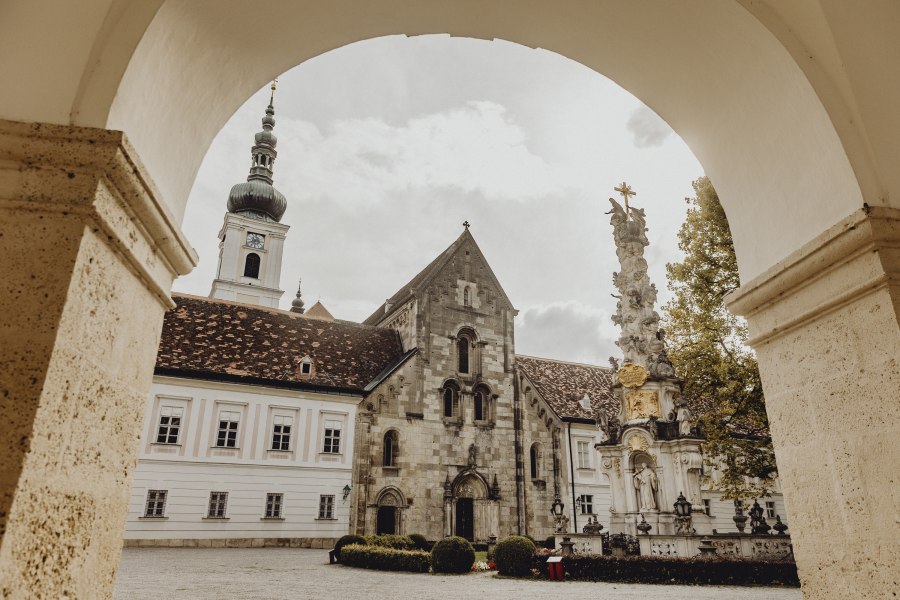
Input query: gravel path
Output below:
<box><xmin>114</xmin><ymin>548</ymin><xmax>802</xmax><ymax>600</ymax></box>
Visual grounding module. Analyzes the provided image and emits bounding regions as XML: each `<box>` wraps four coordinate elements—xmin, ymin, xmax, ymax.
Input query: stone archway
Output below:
<box><xmin>446</xmin><ymin>470</ymin><xmax>498</xmax><ymax>543</ymax></box>
<box><xmin>0</xmin><ymin>3</ymin><xmax>898</xmax><ymax>598</ymax></box>
<box><xmin>373</xmin><ymin>487</ymin><xmax>406</xmax><ymax>536</ymax></box>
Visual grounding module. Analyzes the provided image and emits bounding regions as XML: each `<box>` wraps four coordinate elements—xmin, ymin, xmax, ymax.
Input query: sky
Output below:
<box><xmin>174</xmin><ymin>35</ymin><xmax>704</xmax><ymax>366</ymax></box>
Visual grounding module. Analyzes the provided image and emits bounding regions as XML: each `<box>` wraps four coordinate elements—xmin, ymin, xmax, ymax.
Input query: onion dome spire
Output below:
<box><xmin>226</xmin><ymin>79</ymin><xmax>288</xmax><ymax>222</ymax></box>
<box><xmin>290</xmin><ymin>278</ymin><xmax>305</xmax><ymax>314</ymax></box>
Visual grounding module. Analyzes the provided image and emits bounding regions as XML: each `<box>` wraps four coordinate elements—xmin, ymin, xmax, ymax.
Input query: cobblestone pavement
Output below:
<box><xmin>114</xmin><ymin>548</ymin><xmax>802</xmax><ymax>600</ymax></box>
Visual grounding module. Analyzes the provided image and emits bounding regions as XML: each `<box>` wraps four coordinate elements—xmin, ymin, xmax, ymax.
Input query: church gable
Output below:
<box><xmin>363</xmin><ymin>229</ymin><xmax>514</xmax><ymax>328</ymax></box>
<box><xmin>419</xmin><ymin>231</ymin><xmax>514</xmax><ymax>317</ymax></box>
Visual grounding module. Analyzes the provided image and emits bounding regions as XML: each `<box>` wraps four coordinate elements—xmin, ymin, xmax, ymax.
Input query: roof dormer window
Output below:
<box><xmin>298</xmin><ymin>356</ymin><xmax>313</xmax><ymax>377</ymax></box>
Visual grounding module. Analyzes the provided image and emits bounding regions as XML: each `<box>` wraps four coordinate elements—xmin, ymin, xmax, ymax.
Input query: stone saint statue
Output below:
<box><xmin>467</xmin><ymin>443</ymin><xmax>477</xmax><ymax>467</ymax></box>
<box><xmin>633</xmin><ymin>462</ymin><xmax>659</xmax><ymax>510</ymax></box>
<box><xmin>676</xmin><ymin>404</ymin><xmax>692</xmax><ymax>436</ymax></box>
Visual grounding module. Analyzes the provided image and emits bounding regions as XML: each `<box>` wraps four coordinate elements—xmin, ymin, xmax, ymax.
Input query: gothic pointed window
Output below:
<box><xmin>474</xmin><ymin>390</ymin><xmax>484</xmax><ymax>422</ymax></box>
<box><xmin>463</xmin><ymin>286</ymin><xmax>471</xmax><ymax>307</ymax></box>
<box><xmin>244</xmin><ymin>252</ymin><xmax>261</xmax><ymax>278</ymax></box>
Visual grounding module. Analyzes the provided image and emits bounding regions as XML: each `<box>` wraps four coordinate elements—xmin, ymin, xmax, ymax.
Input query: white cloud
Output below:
<box><xmin>626</xmin><ymin>105</ymin><xmax>672</xmax><ymax>148</ymax></box>
<box><xmin>271</xmin><ymin>101</ymin><xmax>575</xmax><ymax>208</ymax></box>
<box><xmin>515</xmin><ymin>301</ymin><xmax>619</xmax><ymax>364</ymax></box>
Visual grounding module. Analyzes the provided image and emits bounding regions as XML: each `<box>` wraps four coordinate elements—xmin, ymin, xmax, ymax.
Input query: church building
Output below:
<box><xmin>123</xmin><ymin>93</ymin><xmax>786</xmax><ymax>548</ymax></box>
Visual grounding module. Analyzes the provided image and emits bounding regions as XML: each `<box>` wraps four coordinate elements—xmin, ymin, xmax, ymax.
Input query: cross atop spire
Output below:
<box><xmin>463</xmin><ymin>220</ymin><xmax>470</xmax><ymax>230</ymax></box>
<box><xmin>270</xmin><ymin>78</ymin><xmax>277</xmax><ymax>105</ymax></box>
<box><xmin>614</xmin><ymin>181</ymin><xmax>636</xmax><ymax>216</ymax></box>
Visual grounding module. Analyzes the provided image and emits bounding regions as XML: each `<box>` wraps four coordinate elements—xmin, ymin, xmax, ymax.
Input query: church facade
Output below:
<box><xmin>122</xmin><ymin>94</ymin><xmax>786</xmax><ymax>547</ymax></box>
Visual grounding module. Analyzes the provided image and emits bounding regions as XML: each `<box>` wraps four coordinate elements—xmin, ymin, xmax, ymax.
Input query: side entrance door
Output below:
<box><xmin>455</xmin><ymin>498</ymin><xmax>474</xmax><ymax>541</ymax></box>
<box><xmin>376</xmin><ymin>506</ymin><xmax>396</xmax><ymax>535</ymax></box>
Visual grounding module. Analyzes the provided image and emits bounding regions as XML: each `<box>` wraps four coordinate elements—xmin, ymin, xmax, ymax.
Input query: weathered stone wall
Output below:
<box><xmin>517</xmin><ymin>374</ymin><xmax>560</xmax><ymax>540</ymax></box>
<box><xmin>354</xmin><ymin>237</ymin><xmax>559</xmax><ymax>541</ymax></box>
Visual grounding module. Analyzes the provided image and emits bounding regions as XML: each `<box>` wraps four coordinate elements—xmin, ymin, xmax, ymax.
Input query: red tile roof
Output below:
<box><xmin>516</xmin><ymin>355</ymin><xmax>617</xmax><ymax>421</ymax></box>
<box><xmin>155</xmin><ymin>294</ymin><xmax>404</xmax><ymax>393</ymax></box>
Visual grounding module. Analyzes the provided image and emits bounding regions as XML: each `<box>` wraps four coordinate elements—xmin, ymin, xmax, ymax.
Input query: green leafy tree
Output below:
<box><xmin>662</xmin><ymin>176</ymin><xmax>776</xmax><ymax>499</ymax></box>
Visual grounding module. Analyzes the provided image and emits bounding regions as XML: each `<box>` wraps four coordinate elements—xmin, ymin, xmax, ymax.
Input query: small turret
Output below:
<box><xmin>290</xmin><ymin>279</ymin><xmax>305</xmax><ymax>314</ymax></box>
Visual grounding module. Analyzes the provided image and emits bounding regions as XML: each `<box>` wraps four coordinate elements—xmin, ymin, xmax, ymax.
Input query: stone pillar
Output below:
<box><xmin>726</xmin><ymin>207</ymin><xmax>899</xmax><ymax>600</ymax></box>
<box><xmin>0</xmin><ymin>120</ymin><xmax>195</xmax><ymax>599</ymax></box>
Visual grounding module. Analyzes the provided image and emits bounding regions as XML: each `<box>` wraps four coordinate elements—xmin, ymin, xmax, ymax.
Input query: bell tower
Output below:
<box><xmin>210</xmin><ymin>81</ymin><xmax>289</xmax><ymax>308</ymax></box>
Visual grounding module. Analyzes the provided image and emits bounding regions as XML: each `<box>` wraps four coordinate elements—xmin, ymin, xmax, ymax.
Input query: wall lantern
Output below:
<box><xmin>673</xmin><ymin>492</ymin><xmax>692</xmax><ymax>517</ymax></box>
<box><xmin>550</xmin><ymin>493</ymin><xmax>565</xmax><ymax>517</ymax></box>
<box><xmin>342</xmin><ymin>484</ymin><xmax>351</xmax><ymax>501</ymax></box>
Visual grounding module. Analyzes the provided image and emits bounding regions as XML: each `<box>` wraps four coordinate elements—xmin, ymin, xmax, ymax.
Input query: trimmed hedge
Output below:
<box><xmin>494</xmin><ymin>535</ymin><xmax>536</xmax><ymax>577</ymax></box>
<box><xmin>532</xmin><ymin>554</ymin><xmax>800</xmax><ymax>586</ymax></box>
<box><xmin>341</xmin><ymin>544</ymin><xmax>431</xmax><ymax>573</ymax></box>
<box><xmin>364</xmin><ymin>534</ymin><xmax>415</xmax><ymax>550</ymax></box>
<box><xmin>431</xmin><ymin>536</ymin><xmax>475</xmax><ymax>574</ymax></box>
<box><xmin>408</xmin><ymin>533</ymin><xmax>429</xmax><ymax>551</ymax></box>
<box><xmin>333</xmin><ymin>535</ymin><xmax>367</xmax><ymax>562</ymax></box>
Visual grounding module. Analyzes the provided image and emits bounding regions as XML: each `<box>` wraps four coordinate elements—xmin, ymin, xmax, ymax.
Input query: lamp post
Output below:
<box><xmin>749</xmin><ymin>500</ymin><xmax>771</xmax><ymax>534</ymax></box>
<box><xmin>673</xmin><ymin>491</ymin><xmax>693</xmax><ymax>535</ymax></box>
<box><xmin>551</xmin><ymin>493</ymin><xmax>567</xmax><ymax>533</ymax></box>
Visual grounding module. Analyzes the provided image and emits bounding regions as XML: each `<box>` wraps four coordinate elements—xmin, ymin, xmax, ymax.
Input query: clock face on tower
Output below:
<box><xmin>246</xmin><ymin>232</ymin><xmax>265</xmax><ymax>249</ymax></box>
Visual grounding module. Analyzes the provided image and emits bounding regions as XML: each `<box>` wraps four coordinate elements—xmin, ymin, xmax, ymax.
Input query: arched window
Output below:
<box><xmin>473</xmin><ymin>389</ymin><xmax>484</xmax><ymax>421</ymax></box>
<box><xmin>463</xmin><ymin>286</ymin><xmax>471</xmax><ymax>307</ymax></box>
<box><xmin>473</xmin><ymin>385</ymin><xmax>491</xmax><ymax>422</ymax></box>
<box><xmin>383</xmin><ymin>430</ymin><xmax>398</xmax><ymax>467</ymax></box>
<box><xmin>442</xmin><ymin>381</ymin><xmax>460</xmax><ymax>419</ymax></box>
<box><xmin>243</xmin><ymin>252</ymin><xmax>261</xmax><ymax>278</ymax></box>
<box><xmin>530</xmin><ymin>443</ymin><xmax>541</xmax><ymax>480</ymax></box>
<box><xmin>457</xmin><ymin>337</ymin><xmax>469</xmax><ymax>374</ymax></box>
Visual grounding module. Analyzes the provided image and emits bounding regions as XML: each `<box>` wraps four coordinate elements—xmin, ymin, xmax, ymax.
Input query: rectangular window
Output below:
<box><xmin>323</xmin><ymin>419</ymin><xmax>342</xmax><ymax>454</ymax></box>
<box><xmin>703</xmin><ymin>499</ymin><xmax>712</xmax><ymax>516</ymax></box>
<box><xmin>271</xmin><ymin>415</ymin><xmax>292</xmax><ymax>451</ymax></box>
<box><xmin>265</xmin><ymin>493</ymin><xmax>283</xmax><ymax>519</ymax></box>
<box><xmin>207</xmin><ymin>491</ymin><xmax>228</xmax><ymax>518</ymax></box>
<box><xmin>216</xmin><ymin>410</ymin><xmax>240</xmax><ymax>448</ymax></box>
<box><xmin>144</xmin><ymin>489</ymin><xmax>167</xmax><ymax>518</ymax></box>
<box><xmin>578</xmin><ymin>494</ymin><xmax>594</xmax><ymax>514</ymax></box>
<box><xmin>156</xmin><ymin>406</ymin><xmax>183</xmax><ymax>444</ymax></box>
<box><xmin>318</xmin><ymin>494</ymin><xmax>335</xmax><ymax>519</ymax></box>
<box><xmin>576</xmin><ymin>440</ymin><xmax>590</xmax><ymax>469</ymax></box>
<box><xmin>766</xmin><ymin>501</ymin><xmax>776</xmax><ymax>518</ymax></box>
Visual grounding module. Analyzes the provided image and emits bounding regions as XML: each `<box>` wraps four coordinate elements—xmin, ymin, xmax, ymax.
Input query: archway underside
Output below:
<box><xmin>0</xmin><ymin>2</ymin><xmax>897</xmax><ymax>599</ymax></box>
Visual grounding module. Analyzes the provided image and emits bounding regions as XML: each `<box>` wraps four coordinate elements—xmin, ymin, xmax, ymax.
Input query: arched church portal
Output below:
<box><xmin>448</xmin><ymin>471</ymin><xmax>497</xmax><ymax>542</ymax></box>
<box><xmin>374</xmin><ymin>487</ymin><xmax>405</xmax><ymax>536</ymax></box>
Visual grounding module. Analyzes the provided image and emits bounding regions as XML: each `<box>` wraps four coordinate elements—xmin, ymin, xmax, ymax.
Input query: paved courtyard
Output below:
<box><xmin>114</xmin><ymin>548</ymin><xmax>802</xmax><ymax>600</ymax></box>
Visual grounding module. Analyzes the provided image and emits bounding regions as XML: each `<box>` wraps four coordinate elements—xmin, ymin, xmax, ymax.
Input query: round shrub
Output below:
<box><xmin>431</xmin><ymin>536</ymin><xmax>475</xmax><ymax>574</ymax></box>
<box><xmin>334</xmin><ymin>534</ymin><xmax>367</xmax><ymax>561</ymax></box>
<box><xmin>408</xmin><ymin>533</ymin><xmax>429</xmax><ymax>551</ymax></box>
<box><xmin>494</xmin><ymin>535</ymin><xmax>536</xmax><ymax>577</ymax></box>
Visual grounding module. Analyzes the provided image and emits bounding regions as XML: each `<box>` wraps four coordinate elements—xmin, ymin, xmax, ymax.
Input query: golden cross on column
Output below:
<box><xmin>614</xmin><ymin>181</ymin><xmax>636</xmax><ymax>216</ymax></box>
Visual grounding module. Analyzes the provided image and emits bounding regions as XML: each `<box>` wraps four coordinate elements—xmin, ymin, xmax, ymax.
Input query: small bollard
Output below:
<box><xmin>547</xmin><ymin>556</ymin><xmax>564</xmax><ymax>581</ymax></box>
<box><xmin>486</xmin><ymin>534</ymin><xmax>498</xmax><ymax>562</ymax></box>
